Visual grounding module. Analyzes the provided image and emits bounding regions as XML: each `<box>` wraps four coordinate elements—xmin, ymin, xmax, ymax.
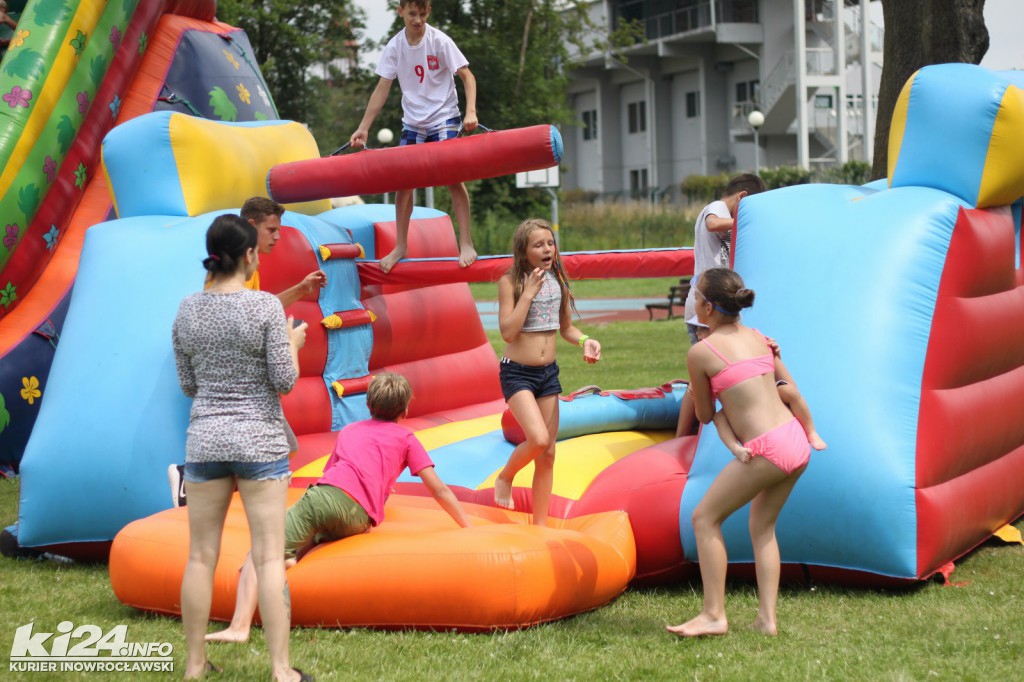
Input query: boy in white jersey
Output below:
<box><xmin>349</xmin><ymin>0</ymin><xmax>479</xmax><ymax>273</ymax></box>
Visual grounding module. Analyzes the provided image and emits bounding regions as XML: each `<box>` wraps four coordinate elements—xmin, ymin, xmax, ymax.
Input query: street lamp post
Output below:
<box><xmin>747</xmin><ymin>110</ymin><xmax>765</xmax><ymax>175</ymax></box>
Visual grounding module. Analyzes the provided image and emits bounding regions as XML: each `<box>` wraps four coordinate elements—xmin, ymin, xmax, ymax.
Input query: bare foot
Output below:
<box><xmin>379</xmin><ymin>245</ymin><xmax>407</xmax><ymax>273</ymax></box>
<box><xmin>808</xmin><ymin>432</ymin><xmax>827</xmax><ymax>451</ymax></box>
<box><xmin>494</xmin><ymin>476</ymin><xmax>514</xmax><ymax>510</ymax></box>
<box><xmin>751</xmin><ymin>616</ymin><xmax>778</xmax><ymax>636</ymax></box>
<box><xmin>666</xmin><ymin>614</ymin><xmax>728</xmax><ymax>637</ymax></box>
<box><xmin>205</xmin><ymin>626</ymin><xmax>249</xmax><ymax>643</ymax></box>
<box><xmin>458</xmin><ymin>243</ymin><xmax>478</xmax><ymax>268</ymax></box>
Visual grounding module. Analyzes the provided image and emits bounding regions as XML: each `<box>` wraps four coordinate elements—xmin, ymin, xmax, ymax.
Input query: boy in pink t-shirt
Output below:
<box><xmin>207</xmin><ymin>372</ymin><xmax>471</xmax><ymax>644</ymax></box>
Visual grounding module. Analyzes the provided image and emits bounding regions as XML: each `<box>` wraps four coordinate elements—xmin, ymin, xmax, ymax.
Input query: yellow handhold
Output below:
<box><xmin>319</xmin><ymin>245</ymin><xmax>332</xmax><ymax>261</ymax></box>
<box><xmin>367</xmin><ymin>310</ymin><xmax>377</xmax><ymax>323</ymax></box>
<box><xmin>331</xmin><ymin>381</ymin><xmax>345</xmax><ymax>398</ymax></box>
<box><xmin>322</xmin><ymin>314</ymin><xmax>342</xmax><ymax>329</ymax></box>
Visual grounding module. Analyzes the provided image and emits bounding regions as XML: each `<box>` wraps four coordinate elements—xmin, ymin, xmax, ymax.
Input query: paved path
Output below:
<box><xmin>476</xmin><ymin>298</ymin><xmax>677</xmax><ymax>330</ymax></box>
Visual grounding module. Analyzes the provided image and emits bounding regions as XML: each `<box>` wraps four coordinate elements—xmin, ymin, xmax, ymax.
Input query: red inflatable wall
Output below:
<box><xmin>916</xmin><ymin>206</ymin><xmax>1024</xmax><ymax>577</ymax></box>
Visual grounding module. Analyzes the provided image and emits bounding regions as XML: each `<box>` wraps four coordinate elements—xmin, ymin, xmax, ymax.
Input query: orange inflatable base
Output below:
<box><xmin>110</xmin><ymin>490</ymin><xmax>636</xmax><ymax>631</ymax></box>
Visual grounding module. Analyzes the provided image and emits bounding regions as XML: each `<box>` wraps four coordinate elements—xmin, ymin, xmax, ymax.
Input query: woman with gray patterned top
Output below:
<box><xmin>172</xmin><ymin>214</ymin><xmax>311</xmax><ymax>682</ymax></box>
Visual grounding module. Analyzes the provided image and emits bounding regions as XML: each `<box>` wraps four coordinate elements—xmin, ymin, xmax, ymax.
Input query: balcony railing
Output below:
<box><xmin>616</xmin><ymin>1</ymin><xmax>759</xmax><ymax>42</ymax></box>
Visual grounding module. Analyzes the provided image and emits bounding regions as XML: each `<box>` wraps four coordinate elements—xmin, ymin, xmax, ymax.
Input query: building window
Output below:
<box><xmin>582</xmin><ymin>109</ymin><xmax>598</xmax><ymax>141</ymax></box>
<box><xmin>628</xmin><ymin>101</ymin><xmax>647</xmax><ymax>134</ymax></box>
<box><xmin>815</xmin><ymin>94</ymin><xmax>834</xmax><ymax>109</ymax></box>
<box><xmin>629</xmin><ymin>168</ymin><xmax>649</xmax><ymax>198</ymax></box>
<box><xmin>686</xmin><ymin>91</ymin><xmax>700</xmax><ymax>118</ymax></box>
<box><xmin>749</xmin><ymin>80</ymin><xmax>760</xmax><ymax>106</ymax></box>
<box><xmin>736</xmin><ymin>81</ymin><xmax>748</xmax><ymax>104</ymax></box>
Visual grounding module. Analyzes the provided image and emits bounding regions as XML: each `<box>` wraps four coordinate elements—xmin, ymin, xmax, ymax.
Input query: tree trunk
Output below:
<box><xmin>871</xmin><ymin>0</ymin><xmax>989</xmax><ymax>180</ymax></box>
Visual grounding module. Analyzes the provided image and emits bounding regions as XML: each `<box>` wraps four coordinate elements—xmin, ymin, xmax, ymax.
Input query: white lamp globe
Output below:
<box><xmin>376</xmin><ymin>128</ymin><xmax>394</xmax><ymax>145</ymax></box>
<box><xmin>747</xmin><ymin>110</ymin><xmax>765</xmax><ymax>128</ymax></box>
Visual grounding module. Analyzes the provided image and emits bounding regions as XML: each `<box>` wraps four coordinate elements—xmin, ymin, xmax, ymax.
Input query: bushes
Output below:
<box><xmin>681</xmin><ymin>161</ymin><xmax>872</xmax><ymax>202</ymax></box>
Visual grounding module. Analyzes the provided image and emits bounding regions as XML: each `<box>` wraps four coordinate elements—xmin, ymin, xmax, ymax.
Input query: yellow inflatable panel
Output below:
<box><xmin>978</xmin><ymin>84</ymin><xmax>1024</xmax><ymax>208</ymax></box>
<box><xmin>168</xmin><ymin>115</ymin><xmax>330</xmax><ymax>216</ymax></box>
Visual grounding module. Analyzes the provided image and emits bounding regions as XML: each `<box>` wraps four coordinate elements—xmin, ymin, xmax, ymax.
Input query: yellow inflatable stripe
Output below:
<box><xmin>976</xmin><ymin>85</ymin><xmax>1024</xmax><ymax>208</ymax></box>
<box><xmin>168</xmin><ymin>115</ymin><xmax>331</xmax><ymax>217</ymax></box>
<box><xmin>412</xmin><ymin>414</ymin><xmax>502</xmax><ymax>451</ymax></box>
<box><xmin>477</xmin><ymin>430</ymin><xmax>672</xmax><ymax>501</ymax></box>
<box><xmin>0</xmin><ymin>0</ymin><xmax>107</xmax><ymax>197</ymax></box>
<box><xmin>291</xmin><ymin>413</ymin><xmax>502</xmax><ymax>479</ymax></box>
<box><xmin>886</xmin><ymin>70</ymin><xmax>916</xmax><ymax>185</ymax></box>
<box><xmin>293</xmin><ymin>453</ymin><xmax>331</xmax><ymax>479</ymax></box>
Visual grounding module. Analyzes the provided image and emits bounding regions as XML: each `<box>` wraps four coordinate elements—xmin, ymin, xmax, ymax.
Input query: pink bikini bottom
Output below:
<box><xmin>743</xmin><ymin>417</ymin><xmax>810</xmax><ymax>475</ymax></box>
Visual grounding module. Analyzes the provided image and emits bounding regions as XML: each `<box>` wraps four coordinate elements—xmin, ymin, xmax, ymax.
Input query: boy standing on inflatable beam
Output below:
<box><xmin>348</xmin><ymin>0</ymin><xmax>479</xmax><ymax>273</ymax></box>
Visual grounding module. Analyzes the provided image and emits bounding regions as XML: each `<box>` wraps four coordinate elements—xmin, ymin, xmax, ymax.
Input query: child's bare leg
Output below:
<box><xmin>496</xmin><ymin>391</ymin><xmax>550</xmax><ymax>510</ymax></box>
<box><xmin>748</xmin><ymin>464</ymin><xmax>805</xmax><ymax>635</ymax></box>
<box><xmin>676</xmin><ymin>390</ymin><xmax>698</xmax><ymax>438</ymax></box>
<box><xmin>448</xmin><ymin>182</ymin><xmax>476</xmax><ymax>267</ymax></box>
<box><xmin>528</xmin><ymin>395</ymin><xmax>559</xmax><ymax>526</ymax></box>
<box><xmin>778</xmin><ymin>384</ymin><xmax>826</xmax><ymax>450</ymax></box>
<box><xmin>205</xmin><ymin>554</ymin><xmax>259</xmax><ymax>643</ymax></box>
<box><xmin>380</xmin><ymin>189</ymin><xmax>413</xmax><ymax>273</ymax></box>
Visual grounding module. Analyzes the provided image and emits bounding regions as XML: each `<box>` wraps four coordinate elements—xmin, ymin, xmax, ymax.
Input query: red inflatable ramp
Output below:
<box><xmin>267</xmin><ymin>125</ymin><xmax>563</xmax><ymax>203</ymax></box>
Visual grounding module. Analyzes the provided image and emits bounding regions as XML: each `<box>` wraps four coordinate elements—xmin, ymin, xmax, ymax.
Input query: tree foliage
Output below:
<box><xmin>871</xmin><ymin>0</ymin><xmax>988</xmax><ymax>179</ymax></box>
<box><xmin>214</xmin><ymin>0</ymin><xmax>368</xmax><ymax>131</ymax></box>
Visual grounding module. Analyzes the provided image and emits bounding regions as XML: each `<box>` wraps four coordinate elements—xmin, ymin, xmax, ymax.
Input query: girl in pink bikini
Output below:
<box><xmin>667</xmin><ymin>267</ymin><xmax>820</xmax><ymax>638</ymax></box>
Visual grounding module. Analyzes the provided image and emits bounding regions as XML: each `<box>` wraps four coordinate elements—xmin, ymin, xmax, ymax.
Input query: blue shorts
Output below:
<box><xmin>184</xmin><ymin>456</ymin><xmax>291</xmax><ymax>483</ymax></box>
<box><xmin>499</xmin><ymin>358</ymin><xmax>561</xmax><ymax>401</ymax></box>
<box><xmin>399</xmin><ymin>117</ymin><xmax>462</xmax><ymax>145</ymax></box>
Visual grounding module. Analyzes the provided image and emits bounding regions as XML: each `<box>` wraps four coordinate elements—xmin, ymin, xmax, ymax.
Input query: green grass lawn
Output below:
<box><xmin>2</xmin><ymin>317</ymin><xmax>1022</xmax><ymax>680</ymax></box>
<box><xmin>468</xmin><ymin>276</ymin><xmax>683</xmax><ymax>302</ymax></box>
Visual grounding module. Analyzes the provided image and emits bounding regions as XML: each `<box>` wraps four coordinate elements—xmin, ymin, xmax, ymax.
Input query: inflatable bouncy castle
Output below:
<box><xmin>0</xmin><ymin>0</ymin><xmax>274</xmax><ymax>470</ymax></box>
<box><xmin>6</xmin><ymin>7</ymin><xmax>1023</xmax><ymax>629</ymax></box>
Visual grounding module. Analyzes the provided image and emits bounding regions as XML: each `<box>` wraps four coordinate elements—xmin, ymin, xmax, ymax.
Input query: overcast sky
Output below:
<box><xmin>354</xmin><ymin>0</ymin><xmax>1024</xmax><ymax>72</ymax></box>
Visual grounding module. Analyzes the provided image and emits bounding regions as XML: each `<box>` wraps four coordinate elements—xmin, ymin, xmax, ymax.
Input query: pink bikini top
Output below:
<box><xmin>703</xmin><ymin>331</ymin><xmax>775</xmax><ymax>400</ymax></box>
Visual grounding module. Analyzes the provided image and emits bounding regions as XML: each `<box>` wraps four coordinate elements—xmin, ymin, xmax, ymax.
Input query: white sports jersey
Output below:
<box><xmin>377</xmin><ymin>24</ymin><xmax>468</xmax><ymax>129</ymax></box>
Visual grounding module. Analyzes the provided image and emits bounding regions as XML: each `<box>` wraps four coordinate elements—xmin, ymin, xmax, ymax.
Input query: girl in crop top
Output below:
<box><xmin>492</xmin><ymin>219</ymin><xmax>602</xmax><ymax>527</ymax></box>
<box><xmin>668</xmin><ymin>267</ymin><xmax>823</xmax><ymax>640</ymax></box>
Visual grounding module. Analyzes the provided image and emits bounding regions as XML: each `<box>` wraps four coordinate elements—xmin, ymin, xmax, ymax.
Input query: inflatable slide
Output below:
<box><xmin>0</xmin><ymin>0</ymin><xmax>276</xmax><ymax>469</ymax></box>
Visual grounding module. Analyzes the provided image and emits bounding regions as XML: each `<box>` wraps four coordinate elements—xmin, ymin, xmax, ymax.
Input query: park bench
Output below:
<box><xmin>645</xmin><ymin>279</ymin><xmax>690</xmax><ymax>321</ymax></box>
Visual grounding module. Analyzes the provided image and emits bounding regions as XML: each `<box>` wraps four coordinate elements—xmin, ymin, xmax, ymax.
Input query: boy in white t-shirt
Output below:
<box><xmin>349</xmin><ymin>0</ymin><xmax>479</xmax><ymax>273</ymax></box>
<box><xmin>682</xmin><ymin>173</ymin><xmax>766</xmax><ymax>345</ymax></box>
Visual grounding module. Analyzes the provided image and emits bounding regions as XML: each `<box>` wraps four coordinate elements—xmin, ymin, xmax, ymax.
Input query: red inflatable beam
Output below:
<box><xmin>267</xmin><ymin>125</ymin><xmax>563</xmax><ymax>203</ymax></box>
<box><xmin>356</xmin><ymin>249</ymin><xmax>694</xmax><ymax>286</ymax></box>
<box><xmin>330</xmin><ymin>375</ymin><xmax>373</xmax><ymax>398</ymax></box>
<box><xmin>321</xmin><ymin>309</ymin><xmax>375</xmax><ymax>329</ymax></box>
<box><xmin>318</xmin><ymin>243</ymin><xmax>365</xmax><ymax>261</ymax></box>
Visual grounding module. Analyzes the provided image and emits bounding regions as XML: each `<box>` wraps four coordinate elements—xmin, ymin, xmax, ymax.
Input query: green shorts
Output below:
<box><xmin>284</xmin><ymin>484</ymin><xmax>371</xmax><ymax>560</ymax></box>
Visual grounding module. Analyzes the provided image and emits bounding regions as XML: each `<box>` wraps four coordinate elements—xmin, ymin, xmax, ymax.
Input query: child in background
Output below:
<box><xmin>493</xmin><ymin>219</ymin><xmax>601</xmax><ymax>526</ymax></box>
<box><xmin>206</xmin><ymin>372</ymin><xmax>471</xmax><ymax>644</ymax></box>
<box><xmin>677</xmin><ymin>317</ymin><xmax>827</xmax><ymax>452</ymax></box>
<box><xmin>683</xmin><ymin>174</ymin><xmax>766</xmax><ymax>345</ymax></box>
<box><xmin>349</xmin><ymin>0</ymin><xmax>478</xmax><ymax>273</ymax></box>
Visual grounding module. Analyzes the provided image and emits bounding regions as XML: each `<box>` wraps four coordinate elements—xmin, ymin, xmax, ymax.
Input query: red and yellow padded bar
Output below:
<box><xmin>318</xmin><ymin>243</ymin><xmax>364</xmax><ymax>261</ymax></box>
<box><xmin>321</xmin><ymin>309</ymin><xmax>375</xmax><ymax>330</ymax></box>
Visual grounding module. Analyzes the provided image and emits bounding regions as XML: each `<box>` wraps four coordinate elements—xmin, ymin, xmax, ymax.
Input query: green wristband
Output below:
<box><xmin>578</xmin><ymin>334</ymin><xmax>590</xmax><ymax>348</ymax></box>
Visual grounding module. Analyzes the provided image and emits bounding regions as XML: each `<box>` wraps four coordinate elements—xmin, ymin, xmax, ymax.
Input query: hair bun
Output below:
<box><xmin>734</xmin><ymin>287</ymin><xmax>755</xmax><ymax>309</ymax></box>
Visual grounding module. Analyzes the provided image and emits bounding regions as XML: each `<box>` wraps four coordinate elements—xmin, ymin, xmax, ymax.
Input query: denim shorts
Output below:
<box><xmin>399</xmin><ymin>116</ymin><xmax>462</xmax><ymax>145</ymax></box>
<box><xmin>184</xmin><ymin>456</ymin><xmax>291</xmax><ymax>483</ymax></box>
<box><xmin>499</xmin><ymin>358</ymin><xmax>561</xmax><ymax>401</ymax></box>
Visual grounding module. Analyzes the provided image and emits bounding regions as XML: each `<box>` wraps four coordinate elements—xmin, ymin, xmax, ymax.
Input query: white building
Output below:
<box><xmin>562</xmin><ymin>0</ymin><xmax>883</xmax><ymax>199</ymax></box>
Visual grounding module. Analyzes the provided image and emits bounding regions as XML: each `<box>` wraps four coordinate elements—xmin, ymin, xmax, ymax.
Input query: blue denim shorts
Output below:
<box><xmin>499</xmin><ymin>358</ymin><xmax>561</xmax><ymax>401</ymax></box>
<box><xmin>184</xmin><ymin>456</ymin><xmax>291</xmax><ymax>483</ymax></box>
